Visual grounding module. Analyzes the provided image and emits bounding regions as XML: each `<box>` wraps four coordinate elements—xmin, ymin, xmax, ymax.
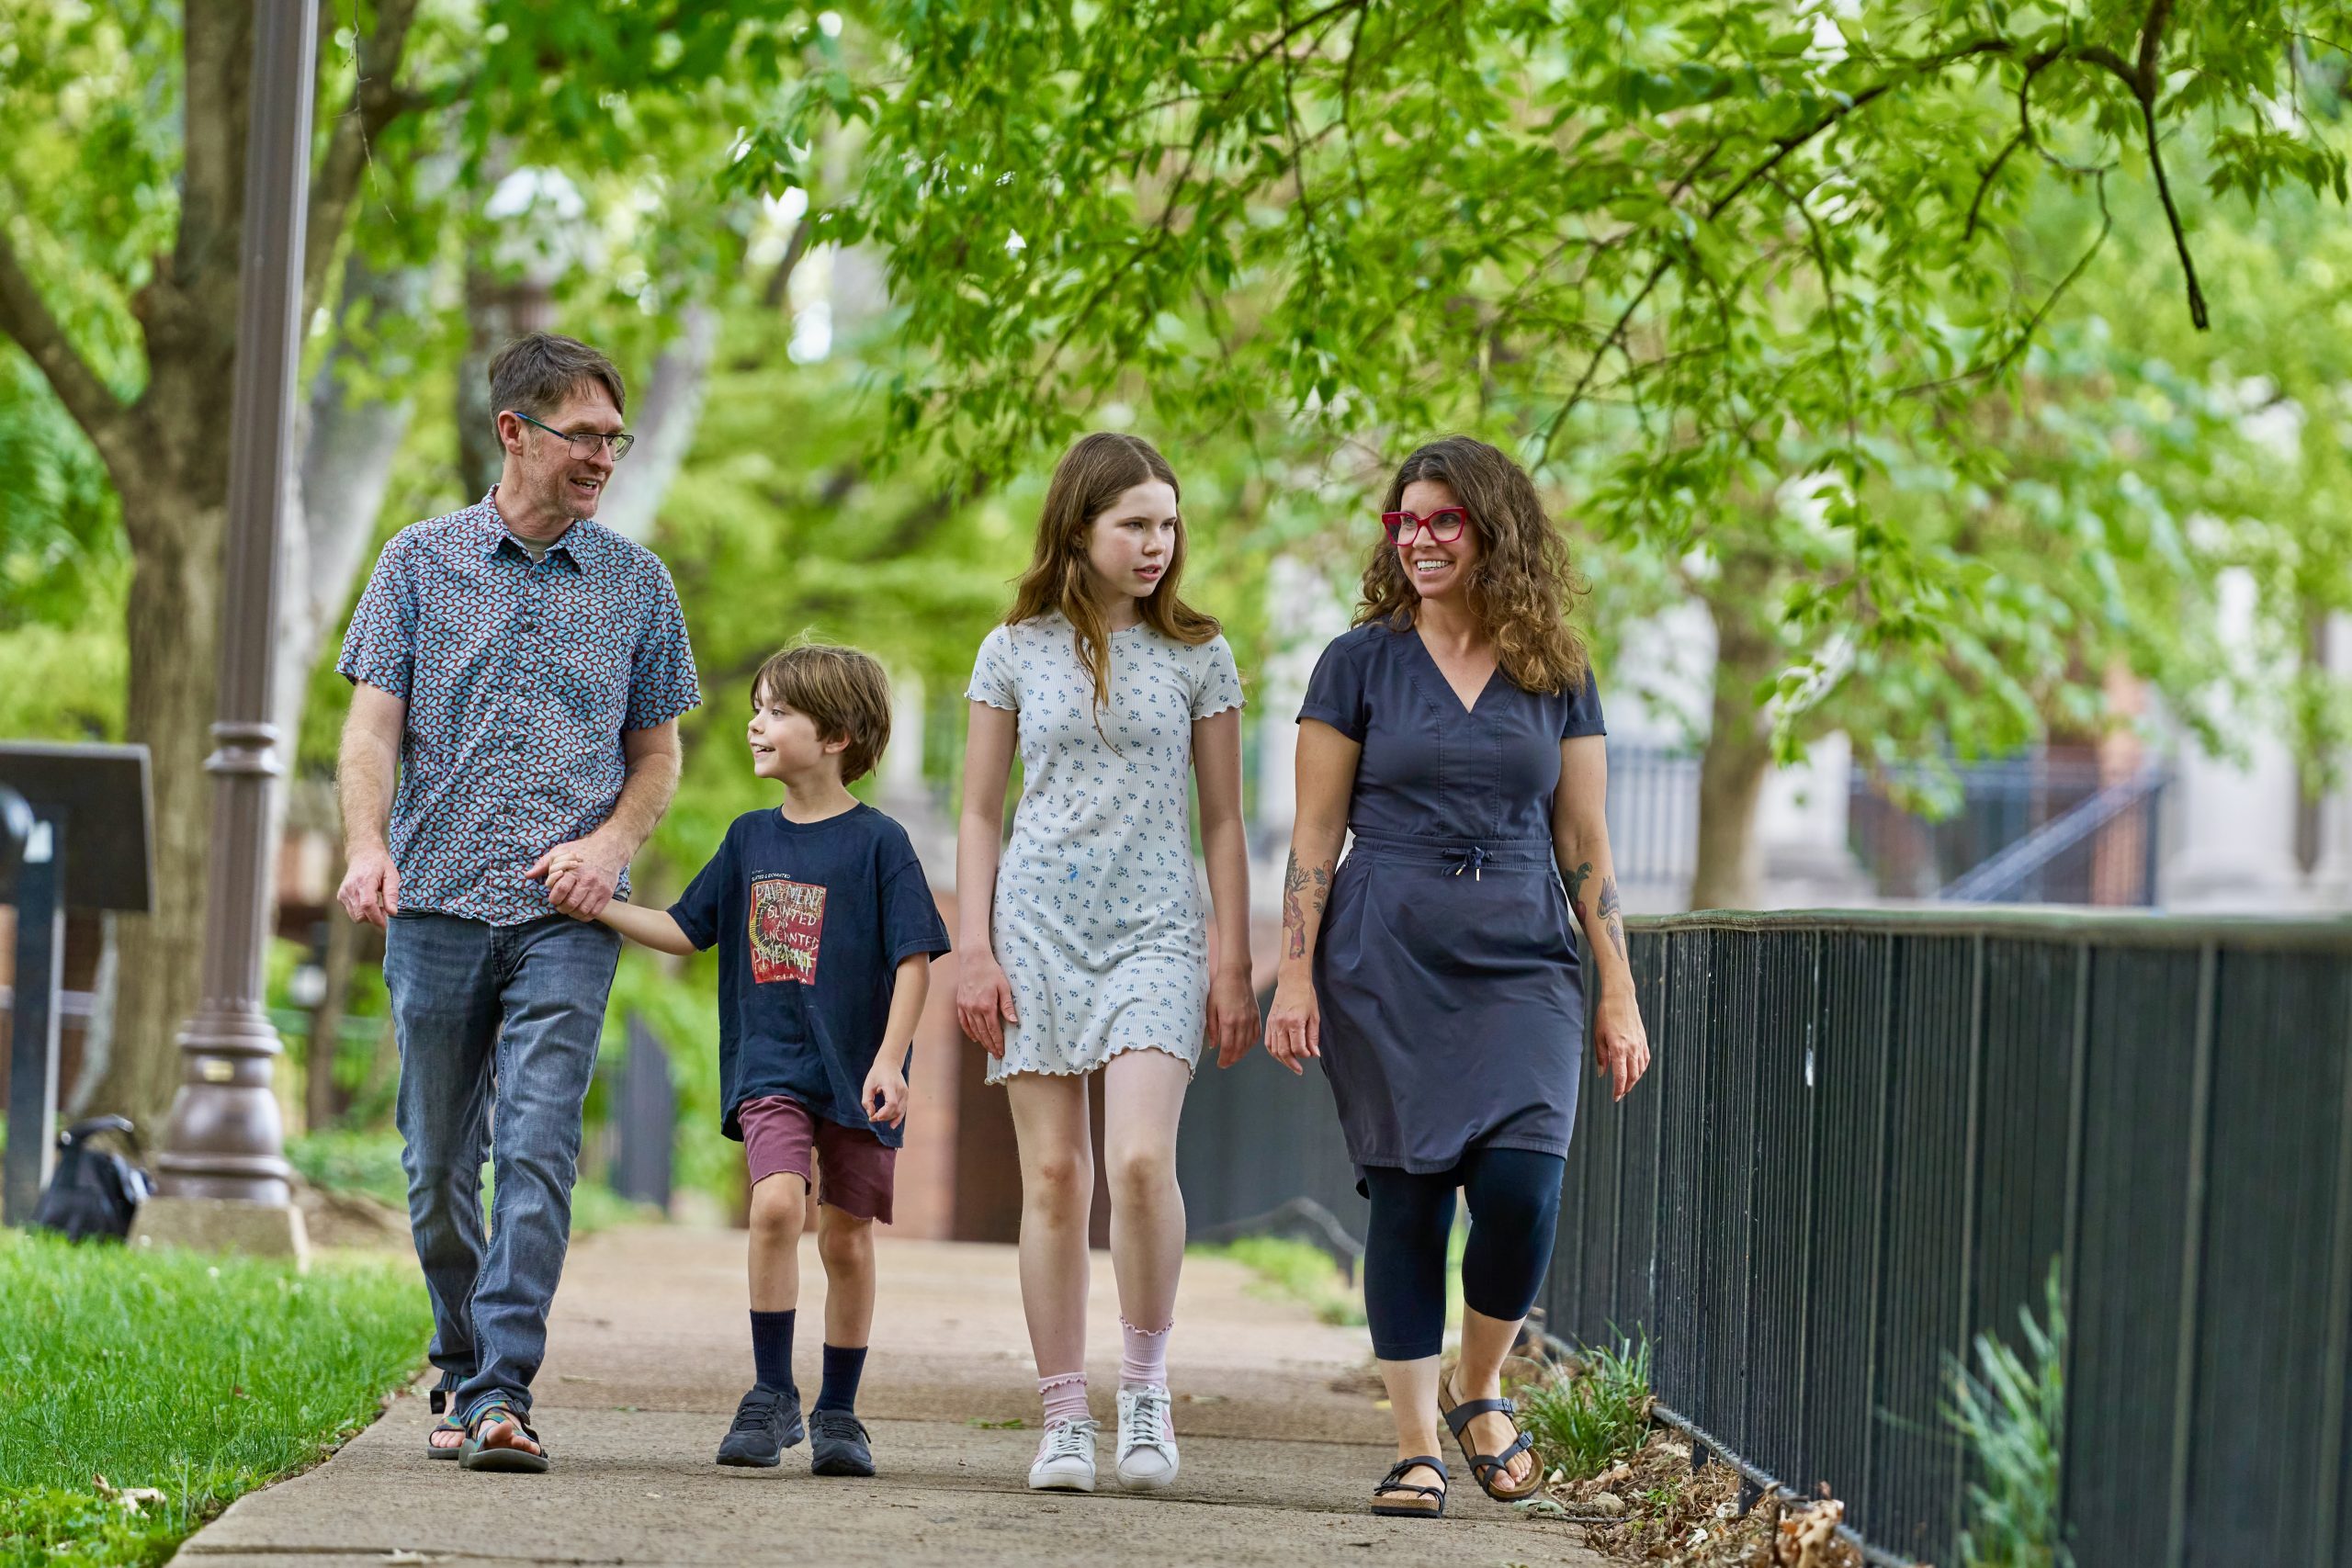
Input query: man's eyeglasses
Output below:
<box><xmin>510</xmin><ymin>410</ymin><xmax>636</xmax><ymax>462</ymax></box>
<box><xmin>1381</xmin><ymin>506</ymin><xmax>1470</xmax><ymax>545</ymax></box>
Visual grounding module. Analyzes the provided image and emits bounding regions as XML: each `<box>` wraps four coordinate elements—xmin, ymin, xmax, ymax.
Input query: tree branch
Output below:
<box><xmin>0</xmin><ymin>222</ymin><xmax>132</xmax><ymax>476</ymax></box>
<box><xmin>304</xmin><ymin>0</ymin><xmax>427</xmax><ymax>318</ymax></box>
<box><xmin>1898</xmin><ymin>171</ymin><xmax>2116</xmax><ymax>398</ymax></box>
<box><xmin>2140</xmin><ymin>99</ymin><xmax>2208</xmax><ymax>329</ymax></box>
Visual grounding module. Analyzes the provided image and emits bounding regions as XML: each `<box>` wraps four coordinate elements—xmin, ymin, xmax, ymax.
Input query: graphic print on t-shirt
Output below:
<box><xmin>748</xmin><ymin>874</ymin><xmax>827</xmax><ymax>985</ymax></box>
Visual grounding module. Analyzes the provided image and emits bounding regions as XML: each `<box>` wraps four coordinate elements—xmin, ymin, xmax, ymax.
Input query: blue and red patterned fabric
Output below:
<box><xmin>337</xmin><ymin>489</ymin><xmax>701</xmax><ymax>924</ymax></box>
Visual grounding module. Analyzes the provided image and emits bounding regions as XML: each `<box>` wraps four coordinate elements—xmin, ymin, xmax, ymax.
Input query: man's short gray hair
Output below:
<box><xmin>488</xmin><ymin>333</ymin><xmax>627</xmax><ymax>421</ymax></box>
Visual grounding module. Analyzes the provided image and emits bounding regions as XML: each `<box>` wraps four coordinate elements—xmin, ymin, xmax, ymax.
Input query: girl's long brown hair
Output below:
<box><xmin>1359</xmin><ymin>435</ymin><xmax>1590</xmax><ymax>694</ymax></box>
<box><xmin>1007</xmin><ymin>432</ymin><xmax>1221</xmax><ymax>711</ymax></box>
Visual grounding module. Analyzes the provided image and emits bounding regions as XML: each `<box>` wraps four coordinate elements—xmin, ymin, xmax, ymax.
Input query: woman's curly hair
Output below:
<box><xmin>1357</xmin><ymin>435</ymin><xmax>1590</xmax><ymax>694</ymax></box>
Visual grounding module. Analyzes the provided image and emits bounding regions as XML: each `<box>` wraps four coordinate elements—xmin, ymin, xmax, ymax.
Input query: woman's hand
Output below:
<box><xmin>1593</xmin><ymin>985</ymin><xmax>1651</xmax><ymax>1102</ymax></box>
<box><xmin>955</xmin><ymin>952</ymin><xmax>1019</xmax><ymax>1058</ymax></box>
<box><xmin>1208</xmin><ymin>964</ymin><xmax>1261</xmax><ymax>1068</ymax></box>
<box><xmin>1263</xmin><ymin>970</ymin><xmax>1322</xmax><ymax>1076</ymax></box>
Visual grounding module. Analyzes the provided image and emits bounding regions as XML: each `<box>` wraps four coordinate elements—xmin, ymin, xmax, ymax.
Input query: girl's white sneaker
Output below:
<box><xmin>1027</xmin><ymin>1417</ymin><xmax>1099</xmax><ymax>1492</ymax></box>
<box><xmin>1114</xmin><ymin>1384</ymin><xmax>1180</xmax><ymax>1490</ymax></box>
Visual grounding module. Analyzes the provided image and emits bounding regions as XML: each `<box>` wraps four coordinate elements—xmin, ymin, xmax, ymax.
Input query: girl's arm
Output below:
<box><xmin>1264</xmin><ymin>719</ymin><xmax>1362</xmax><ymax>1073</ymax></box>
<box><xmin>954</xmin><ymin>700</ymin><xmax>1021</xmax><ymax>1055</ymax></box>
<box><xmin>863</xmin><ymin>952</ymin><xmax>933</xmax><ymax>1127</ymax></box>
<box><xmin>1553</xmin><ymin>735</ymin><xmax>1650</xmax><ymax>1101</ymax></box>
<box><xmin>1192</xmin><ymin>707</ymin><xmax>1257</xmax><ymax>1066</ymax></box>
<box><xmin>593</xmin><ymin>898</ymin><xmax>698</xmax><ymax>957</ymax></box>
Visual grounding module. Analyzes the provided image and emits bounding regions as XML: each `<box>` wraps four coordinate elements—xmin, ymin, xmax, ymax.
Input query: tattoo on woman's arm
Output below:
<box><xmin>1566</xmin><ymin>860</ymin><xmax>1593</xmax><ymax>907</ymax></box>
<box><xmin>1599</xmin><ymin>874</ymin><xmax>1626</xmax><ymax>963</ymax></box>
<box><xmin>1282</xmin><ymin>849</ymin><xmax>1330</xmax><ymax>959</ymax></box>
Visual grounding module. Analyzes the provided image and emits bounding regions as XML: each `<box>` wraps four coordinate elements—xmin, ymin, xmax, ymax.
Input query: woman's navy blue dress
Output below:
<box><xmin>1297</xmin><ymin>621</ymin><xmax>1606</xmax><ymax>1182</ymax></box>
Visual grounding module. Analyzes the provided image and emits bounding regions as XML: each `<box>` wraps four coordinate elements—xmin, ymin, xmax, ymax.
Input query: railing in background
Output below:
<box><xmin>1603</xmin><ymin>743</ymin><xmax>1702</xmax><ymax>895</ymax></box>
<box><xmin>1178</xmin><ymin>1025</ymin><xmax>1367</xmax><ymax>1263</ymax></box>
<box><xmin>1545</xmin><ymin>912</ymin><xmax>2352</xmax><ymax>1568</ymax></box>
<box><xmin>1936</xmin><ymin>768</ymin><xmax>2168</xmax><ymax>905</ymax></box>
<box><xmin>1850</xmin><ymin>754</ymin><xmax>2136</xmax><ymax>901</ymax></box>
<box><xmin>609</xmin><ymin>1016</ymin><xmax>675</xmax><ymax>1213</ymax></box>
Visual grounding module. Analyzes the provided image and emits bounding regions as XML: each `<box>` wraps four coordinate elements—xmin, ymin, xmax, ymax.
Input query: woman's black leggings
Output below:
<box><xmin>1361</xmin><ymin>1147</ymin><xmax>1566</xmax><ymax>1362</ymax></box>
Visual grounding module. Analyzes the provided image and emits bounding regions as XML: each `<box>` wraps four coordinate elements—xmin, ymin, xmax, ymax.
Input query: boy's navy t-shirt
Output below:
<box><xmin>668</xmin><ymin>804</ymin><xmax>951</xmax><ymax>1147</ymax></box>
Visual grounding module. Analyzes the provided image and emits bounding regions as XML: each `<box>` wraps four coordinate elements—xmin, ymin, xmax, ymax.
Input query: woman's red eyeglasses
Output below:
<box><xmin>1381</xmin><ymin>507</ymin><xmax>1470</xmax><ymax>545</ymax></box>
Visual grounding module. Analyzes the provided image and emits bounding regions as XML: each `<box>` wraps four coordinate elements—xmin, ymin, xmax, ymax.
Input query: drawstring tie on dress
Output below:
<box><xmin>1452</xmin><ymin>844</ymin><xmax>1487</xmax><ymax>881</ymax></box>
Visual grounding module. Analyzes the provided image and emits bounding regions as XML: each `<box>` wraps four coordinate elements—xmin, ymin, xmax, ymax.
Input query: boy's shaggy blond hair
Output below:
<box><xmin>751</xmin><ymin>642</ymin><xmax>893</xmax><ymax>784</ymax></box>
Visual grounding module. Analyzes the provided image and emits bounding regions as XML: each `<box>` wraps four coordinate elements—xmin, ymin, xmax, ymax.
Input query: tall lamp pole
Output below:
<box><xmin>134</xmin><ymin>0</ymin><xmax>320</xmax><ymax>1258</ymax></box>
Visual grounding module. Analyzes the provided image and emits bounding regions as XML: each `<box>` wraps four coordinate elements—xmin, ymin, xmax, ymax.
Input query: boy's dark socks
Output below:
<box><xmin>815</xmin><ymin>1343</ymin><xmax>867</xmax><ymax>1414</ymax></box>
<box><xmin>751</xmin><ymin>1309</ymin><xmax>797</xmax><ymax>1395</ymax></box>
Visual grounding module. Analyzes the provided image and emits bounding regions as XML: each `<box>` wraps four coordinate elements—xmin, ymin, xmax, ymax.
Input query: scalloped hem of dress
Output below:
<box><xmin>1191</xmin><ymin>698</ymin><xmax>1245</xmax><ymax>721</ymax></box>
<box><xmin>986</xmin><ymin>1040</ymin><xmax>1201</xmax><ymax>1085</ymax></box>
<box><xmin>964</xmin><ymin>692</ymin><xmax>1020</xmax><ymax>714</ymax></box>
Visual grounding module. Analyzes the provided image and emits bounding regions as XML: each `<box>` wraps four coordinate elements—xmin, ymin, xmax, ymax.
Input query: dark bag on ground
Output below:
<box><xmin>30</xmin><ymin>1115</ymin><xmax>153</xmax><ymax>1242</ymax></box>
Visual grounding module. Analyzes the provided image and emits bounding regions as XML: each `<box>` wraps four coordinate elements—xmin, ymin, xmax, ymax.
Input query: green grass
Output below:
<box><xmin>0</xmin><ymin>1232</ymin><xmax>430</xmax><ymax>1567</ymax></box>
<box><xmin>1519</xmin><ymin>1333</ymin><xmax>1655</xmax><ymax>1482</ymax></box>
<box><xmin>286</xmin><ymin>1128</ymin><xmax>661</xmax><ymax>1236</ymax></box>
<box><xmin>1188</xmin><ymin>1235</ymin><xmax>1368</xmax><ymax>1326</ymax></box>
<box><xmin>1947</xmin><ymin>1262</ymin><xmax>2071</xmax><ymax>1568</ymax></box>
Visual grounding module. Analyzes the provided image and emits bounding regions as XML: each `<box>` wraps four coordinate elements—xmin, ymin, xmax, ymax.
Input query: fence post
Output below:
<box><xmin>1951</xmin><ymin>932</ymin><xmax>1988</xmax><ymax>1537</ymax></box>
<box><xmin>2056</xmin><ymin>941</ymin><xmax>2092</xmax><ymax>1529</ymax></box>
<box><xmin>2163</xmin><ymin>943</ymin><xmax>2219</xmax><ymax>1568</ymax></box>
<box><xmin>3</xmin><ymin>815</ymin><xmax>63</xmax><ymax>1225</ymax></box>
<box><xmin>1858</xmin><ymin>934</ymin><xmax>1898</xmax><ymax>1532</ymax></box>
<box><xmin>2316</xmin><ymin>979</ymin><xmax>2352</xmax><ymax>1567</ymax></box>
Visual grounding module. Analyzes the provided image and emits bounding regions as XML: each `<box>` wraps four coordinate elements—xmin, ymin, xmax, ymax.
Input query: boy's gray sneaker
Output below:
<box><xmin>716</xmin><ymin>1383</ymin><xmax>803</xmax><ymax>1467</ymax></box>
<box><xmin>808</xmin><ymin>1409</ymin><xmax>876</xmax><ymax>1477</ymax></box>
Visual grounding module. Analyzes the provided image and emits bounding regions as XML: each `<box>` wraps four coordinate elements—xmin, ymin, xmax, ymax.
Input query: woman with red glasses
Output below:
<box><xmin>1265</xmin><ymin>435</ymin><xmax>1651</xmax><ymax>1519</ymax></box>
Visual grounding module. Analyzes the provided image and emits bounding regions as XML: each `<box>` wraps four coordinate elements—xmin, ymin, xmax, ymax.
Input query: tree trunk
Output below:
<box><xmin>281</xmin><ymin>249</ymin><xmax>425</xmax><ymax>750</ymax></box>
<box><xmin>4</xmin><ymin>0</ymin><xmax>429</xmax><ymax>1136</ymax></box>
<box><xmin>595</xmin><ymin>305</ymin><xmax>718</xmax><ymax>543</ymax></box>
<box><xmin>1687</xmin><ymin>556</ymin><xmax>1781</xmax><ymax>912</ymax></box>
<box><xmin>97</xmin><ymin>487</ymin><xmax>232</xmax><ymax>1132</ymax></box>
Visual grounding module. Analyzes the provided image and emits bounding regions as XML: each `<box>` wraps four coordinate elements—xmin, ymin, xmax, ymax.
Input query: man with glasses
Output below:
<box><xmin>334</xmin><ymin>332</ymin><xmax>701</xmax><ymax>1472</ymax></box>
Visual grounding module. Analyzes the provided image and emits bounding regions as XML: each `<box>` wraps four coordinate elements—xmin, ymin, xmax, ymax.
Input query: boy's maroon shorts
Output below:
<box><xmin>738</xmin><ymin>1094</ymin><xmax>896</xmax><ymax>1224</ymax></box>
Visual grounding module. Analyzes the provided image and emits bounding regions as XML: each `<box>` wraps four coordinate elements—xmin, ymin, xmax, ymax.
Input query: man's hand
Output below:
<box><xmin>526</xmin><ymin>836</ymin><xmax>628</xmax><ymax>919</ymax></box>
<box><xmin>337</xmin><ymin>846</ymin><xmax>401</xmax><ymax>928</ymax></box>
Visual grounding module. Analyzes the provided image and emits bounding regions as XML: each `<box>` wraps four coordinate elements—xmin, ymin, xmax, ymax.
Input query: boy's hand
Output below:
<box><xmin>863</xmin><ymin>1064</ymin><xmax>908</xmax><ymax>1128</ymax></box>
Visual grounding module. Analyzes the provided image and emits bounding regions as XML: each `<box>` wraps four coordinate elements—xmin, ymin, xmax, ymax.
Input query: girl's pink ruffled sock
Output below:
<box><xmin>1038</xmin><ymin>1371</ymin><xmax>1090</xmax><ymax>1427</ymax></box>
<box><xmin>1120</xmin><ymin>1318</ymin><xmax>1171</xmax><ymax>1390</ymax></box>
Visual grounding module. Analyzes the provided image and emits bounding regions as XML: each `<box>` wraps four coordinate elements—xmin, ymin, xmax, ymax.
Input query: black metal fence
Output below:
<box><xmin>1182</xmin><ymin>912</ymin><xmax>2352</xmax><ymax>1567</ymax></box>
<box><xmin>1544</xmin><ymin>912</ymin><xmax>2352</xmax><ymax>1568</ymax></box>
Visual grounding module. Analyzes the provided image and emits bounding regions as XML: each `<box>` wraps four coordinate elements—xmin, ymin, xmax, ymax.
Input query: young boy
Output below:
<box><xmin>576</xmin><ymin>642</ymin><xmax>950</xmax><ymax>1476</ymax></box>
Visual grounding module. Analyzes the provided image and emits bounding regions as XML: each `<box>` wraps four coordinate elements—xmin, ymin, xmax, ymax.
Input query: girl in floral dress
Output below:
<box><xmin>956</xmin><ymin>433</ymin><xmax>1258</xmax><ymax>1494</ymax></box>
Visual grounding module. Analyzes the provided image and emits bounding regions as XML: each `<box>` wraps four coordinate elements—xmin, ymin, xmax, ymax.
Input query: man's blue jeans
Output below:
<box><xmin>383</xmin><ymin>910</ymin><xmax>622</xmax><ymax>1424</ymax></box>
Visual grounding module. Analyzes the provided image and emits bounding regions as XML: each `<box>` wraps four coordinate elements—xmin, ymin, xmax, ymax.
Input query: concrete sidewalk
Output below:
<box><xmin>173</xmin><ymin>1225</ymin><xmax>1603</xmax><ymax>1566</ymax></box>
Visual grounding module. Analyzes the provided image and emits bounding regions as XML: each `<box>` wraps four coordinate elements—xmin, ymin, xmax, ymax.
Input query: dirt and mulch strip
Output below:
<box><xmin>1538</xmin><ymin>1427</ymin><xmax>1863</xmax><ymax>1568</ymax></box>
<box><xmin>1509</xmin><ymin>1338</ymin><xmax>1866</xmax><ymax>1568</ymax></box>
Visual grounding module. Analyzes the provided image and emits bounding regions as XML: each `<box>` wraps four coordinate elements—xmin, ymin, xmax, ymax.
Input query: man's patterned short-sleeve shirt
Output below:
<box><xmin>336</xmin><ymin>490</ymin><xmax>702</xmax><ymax>924</ymax></box>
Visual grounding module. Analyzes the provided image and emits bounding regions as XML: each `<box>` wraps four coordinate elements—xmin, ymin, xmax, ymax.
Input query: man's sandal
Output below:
<box><xmin>1438</xmin><ymin>1372</ymin><xmax>1543</xmax><ymax>1502</ymax></box>
<box><xmin>425</xmin><ymin>1412</ymin><xmax>465</xmax><ymax>1460</ymax></box>
<box><xmin>458</xmin><ymin>1400</ymin><xmax>550</xmax><ymax>1473</ymax></box>
<box><xmin>1370</xmin><ymin>1455</ymin><xmax>1449</xmax><ymax>1517</ymax></box>
<box><xmin>424</xmin><ymin>1384</ymin><xmax>464</xmax><ymax>1460</ymax></box>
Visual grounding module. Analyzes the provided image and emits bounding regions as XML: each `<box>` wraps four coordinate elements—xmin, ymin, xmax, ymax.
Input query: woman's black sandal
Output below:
<box><xmin>1439</xmin><ymin>1374</ymin><xmax>1543</xmax><ymax>1502</ymax></box>
<box><xmin>1371</xmin><ymin>1455</ymin><xmax>1449</xmax><ymax>1517</ymax></box>
<box><xmin>458</xmin><ymin>1400</ymin><xmax>550</xmax><ymax>1473</ymax></box>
